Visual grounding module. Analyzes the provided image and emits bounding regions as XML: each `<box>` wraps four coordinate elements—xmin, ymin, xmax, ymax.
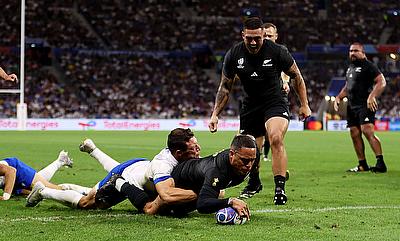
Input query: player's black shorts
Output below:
<box><xmin>240</xmin><ymin>102</ymin><xmax>290</xmax><ymax>138</ymax></box>
<box><xmin>346</xmin><ymin>105</ymin><xmax>375</xmax><ymax>127</ymax></box>
<box><xmin>95</xmin><ymin>185</ymin><xmax>127</xmax><ymax>209</ymax></box>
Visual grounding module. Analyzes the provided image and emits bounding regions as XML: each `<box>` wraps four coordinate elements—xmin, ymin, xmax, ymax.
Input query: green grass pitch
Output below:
<box><xmin>0</xmin><ymin>131</ymin><xmax>399</xmax><ymax>240</ymax></box>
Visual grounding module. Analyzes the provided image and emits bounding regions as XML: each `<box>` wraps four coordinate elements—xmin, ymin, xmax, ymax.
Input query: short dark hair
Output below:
<box><xmin>262</xmin><ymin>22</ymin><xmax>277</xmax><ymax>31</ymax></box>
<box><xmin>351</xmin><ymin>42</ymin><xmax>364</xmax><ymax>51</ymax></box>
<box><xmin>167</xmin><ymin>128</ymin><xmax>194</xmax><ymax>153</ymax></box>
<box><xmin>230</xmin><ymin>134</ymin><xmax>256</xmax><ymax>151</ymax></box>
<box><xmin>243</xmin><ymin>17</ymin><xmax>263</xmax><ymax>30</ymax></box>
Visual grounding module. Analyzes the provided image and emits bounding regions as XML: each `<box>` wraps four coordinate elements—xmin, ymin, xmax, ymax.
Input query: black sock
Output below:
<box><xmin>248</xmin><ymin>156</ymin><xmax>261</xmax><ymax>187</ymax></box>
<box><xmin>248</xmin><ymin>171</ymin><xmax>261</xmax><ymax>187</ymax></box>
<box><xmin>120</xmin><ymin>183</ymin><xmax>149</xmax><ymax>211</ymax></box>
<box><xmin>274</xmin><ymin>175</ymin><xmax>286</xmax><ymax>191</ymax></box>
<box><xmin>376</xmin><ymin>155</ymin><xmax>384</xmax><ymax>164</ymax></box>
<box><xmin>264</xmin><ymin>141</ymin><xmax>270</xmax><ymax>157</ymax></box>
<box><xmin>358</xmin><ymin>159</ymin><xmax>368</xmax><ymax>168</ymax></box>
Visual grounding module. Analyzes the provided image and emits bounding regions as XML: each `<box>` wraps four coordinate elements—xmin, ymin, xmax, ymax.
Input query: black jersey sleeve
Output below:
<box><xmin>367</xmin><ymin>62</ymin><xmax>381</xmax><ymax>80</ymax></box>
<box><xmin>277</xmin><ymin>45</ymin><xmax>295</xmax><ymax>72</ymax></box>
<box><xmin>196</xmin><ymin>167</ymin><xmax>230</xmax><ymax>214</ymax></box>
<box><xmin>222</xmin><ymin>48</ymin><xmax>235</xmax><ymax>79</ymax></box>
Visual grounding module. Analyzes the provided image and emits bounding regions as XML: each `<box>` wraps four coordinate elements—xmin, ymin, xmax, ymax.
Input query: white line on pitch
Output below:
<box><xmin>1</xmin><ymin>205</ymin><xmax>399</xmax><ymax>223</ymax></box>
<box><xmin>0</xmin><ymin>213</ymin><xmax>136</xmax><ymax>223</ymax></box>
<box><xmin>254</xmin><ymin>205</ymin><xmax>400</xmax><ymax>213</ymax></box>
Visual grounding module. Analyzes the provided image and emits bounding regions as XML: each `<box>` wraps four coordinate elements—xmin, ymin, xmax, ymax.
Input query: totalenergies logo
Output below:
<box><xmin>179</xmin><ymin>119</ymin><xmax>196</xmax><ymax>128</ymax></box>
<box><xmin>78</xmin><ymin>120</ymin><xmax>96</xmax><ymax>130</ymax></box>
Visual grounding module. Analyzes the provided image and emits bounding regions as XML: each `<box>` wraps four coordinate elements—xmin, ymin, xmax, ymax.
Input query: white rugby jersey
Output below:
<box><xmin>145</xmin><ymin>148</ymin><xmax>178</xmax><ymax>184</ymax></box>
<box><xmin>120</xmin><ymin>148</ymin><xmax>178</xmax><ymax>192</ymax></box>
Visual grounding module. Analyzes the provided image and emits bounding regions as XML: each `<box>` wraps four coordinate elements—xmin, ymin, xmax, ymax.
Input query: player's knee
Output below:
<box><xmin>269</xmin><ymin>133</ymin><xmax>283</xmax><ymax>147</ymax></box>
<box><xmin>350</xmin><ymin>128</ymin><xmax>361</xmax><ymax>139</ymax></box>
<box><xmin>361</xmin><ymin>128</ymin><xmax>374</xmax><ymax>139</ymax></box>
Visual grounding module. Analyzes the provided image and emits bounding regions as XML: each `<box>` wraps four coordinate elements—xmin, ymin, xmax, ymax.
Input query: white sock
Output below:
<box><xmin>41</xmin><ymin>188</ymin><xmax>83</xmax><ymax>208</ymax></box>
<box><xmin>59</xmin><ymin>183</ymin><xmax>92</xmax><ymax>195</ymax></box>
<box><xmin>90</xmin><ymin>148</ymin><xmax>120</xmax><ymax>172</ymax></box>
<box><xmin>115</xmin><ymin>178</ymin><xmax>127</xmax><ymax>192</ymax></box>
<box><xmin>37</xmin><ymin>159</ymin><xmax>63</xmax><ymax>181</ymax></box>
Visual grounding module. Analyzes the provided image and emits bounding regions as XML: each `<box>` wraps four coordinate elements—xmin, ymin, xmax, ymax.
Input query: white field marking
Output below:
<box><xmin>0</xmin><ymin>213</ymin><xmax>136</xmax><ymax>223</ymax></box>
<box><xmin>1</xmin><ymin>205</ymin><xmax>400</xmax><ymax>223</ymax></box>
<box><xmin>254</xmin><ymin>205</ymin><xmax>400</xmax><ymax>213</ymax></box>
<box><xmin>105</xmin><ymin>144</ymin><xmax>161</xmax><ymax>151</ymax></box>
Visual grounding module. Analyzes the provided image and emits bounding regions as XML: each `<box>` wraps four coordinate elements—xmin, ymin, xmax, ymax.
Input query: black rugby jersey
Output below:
<box><xmin>171</xmin><ymin>149</ymin><xmax>258</xmax><ymax>213</ymax></box>
<box><xmin>346</xmin><ymin>59</ymin><xmax>381</xmax><ymax>107</ymax></box>
<box><xmin>223</xmin><ymin>40</ymin><xmax>294</xmax><ymax>105</ymax></box>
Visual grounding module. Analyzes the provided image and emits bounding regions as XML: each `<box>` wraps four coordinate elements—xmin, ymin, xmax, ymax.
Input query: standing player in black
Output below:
<box><xmin>112</xmin><ymin>134</ymin><xmax>256</xmax><ymax>219</ymax></box>
<box><xmin>261</xmin><ymin>22</ymin><xmax>290</xmax><ymax>162</ymax></box>
<box><xmin>208</xmin><ymin>17</ymin><xmax>311</xmax><ymax>205</ymax></box>
<box><xmin>334</xmin><ymin>43</ymin><xmax>387</xmax><ymax>173</ymax></box>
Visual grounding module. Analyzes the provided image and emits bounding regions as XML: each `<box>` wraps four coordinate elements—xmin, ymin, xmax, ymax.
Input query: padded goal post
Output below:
<box><xmin>0</xmin><ymin>89</ymin><xmax>27</xmax><ymax>130</ymax></box>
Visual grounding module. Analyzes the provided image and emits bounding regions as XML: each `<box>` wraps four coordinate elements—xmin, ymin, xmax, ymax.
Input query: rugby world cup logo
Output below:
<box><xmin>237</xmin><ymin>58</ymin><xmax>244</xmax><ymax>69</ymax></box>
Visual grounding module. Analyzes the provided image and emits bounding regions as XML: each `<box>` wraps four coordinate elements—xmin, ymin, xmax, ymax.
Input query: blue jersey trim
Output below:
<box><xmin>153</xmin><ymin>176</ymin><xmax>172</xmax><ymax>185</ymax></box>
<box><xmin>98</xmin><ymin>158</ymin><xmax>147</xmax><ymax>188</ymax></box>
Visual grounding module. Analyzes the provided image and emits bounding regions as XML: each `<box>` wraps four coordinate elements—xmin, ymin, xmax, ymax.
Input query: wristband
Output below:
<box><xmin>3</xmin><ymin>192</ymin><xmax>11</xmax><ymax>200</ymax></box>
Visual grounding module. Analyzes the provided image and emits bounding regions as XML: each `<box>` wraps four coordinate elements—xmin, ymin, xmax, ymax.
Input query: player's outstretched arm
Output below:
<box><xmin>334</xmin><ymin>82</ymin><xmax>348</xmax><ymax>112</ymax></box>
<box><xmin>209</xmin><ymin>73</ymin><xmax>235</xmax><ymax>132</ymax></box>
<box><xmin>285</xmin><ymin>62</ymin><xmax>311</xmax><ymax>120</ymax></box>
<box><xmin>155</xmin><ymin>178</ymin><xmax>197</xmax><ymax>204</ymax></box>
<box><xmin>367</xmin><ymin>74</ymin><xmax>386</xmax><ymax>112</ymax></box>
<box><xmin>0</xmin><ymin>164</ymin><xmax>17</xmax><ymax>200</ymax></box>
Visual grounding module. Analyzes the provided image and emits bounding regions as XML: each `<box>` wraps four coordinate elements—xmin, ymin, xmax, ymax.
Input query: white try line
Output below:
<box><xmin>1</xmin><ymin>205</ymin><xmax>400</xmax><ymax>223</ymax></box>
<box><xmin>254</xmin><ymin>205</ymin><xmax>400</xmax><ymax>213</ymax></box>
<box><xmin>0</xmin><ymin>213</ymin><xmax>136</xmax><ymax>223</ymax></box>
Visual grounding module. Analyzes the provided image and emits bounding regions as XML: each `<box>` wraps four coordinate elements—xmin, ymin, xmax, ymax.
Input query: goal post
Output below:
<box><xmin>17</xmin><ymin>102</ymin><xmax>27</xmax><ymax>130</ymax></box>
<box><xmin>16</xmin><ymin>0</ymin><xmax>27</xmax><ymax>130</ymax></box>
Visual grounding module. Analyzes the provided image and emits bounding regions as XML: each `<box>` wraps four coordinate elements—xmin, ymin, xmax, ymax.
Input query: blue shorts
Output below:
<box><xmin>98</xmin><ymin>158</ymin><xmax>147</xmax><ymax>188</ymax></box>
<box><xmin>3</xmin><ymin>157</ymin><xmax>36</xmax><ymax>190</ymax></box>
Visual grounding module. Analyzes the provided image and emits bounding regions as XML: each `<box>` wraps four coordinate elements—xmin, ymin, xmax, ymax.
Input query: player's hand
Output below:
<box><xmin>230</xmin><ymin>198</ymin><xmax>250</xmax><ymax>220</ymax></box>
<box><xmin>333</xmin><ymin>97</ymin><xmax>340</xmax><ymax>112</ymax></box>
<box><xmin>208</xmin><ymin>115</ymin><xmax>218</xmax><ymax>133</ymax></box>
<box><xmin>367</xmin><ymin>95</ymin><xmax>378</xmax><ymax>112</ymax></box>
<box><xmin>6</xmin><ymin>73</ymin><xmax>18</xmax><ymax>82</ymax></box>
<box><xmin>298</xmin><ymin>105</ymin><xmax>311</xmax><ymax>121</ymax></box>
<box><xmin>282</xmin><ymin>83</ymin><xmax>290</xmax><ymax>94</ymax></box>
<box><xmin>0</xmin><ymin>196</ymin><xmax>4</xmax><ymax>201</ymax></box>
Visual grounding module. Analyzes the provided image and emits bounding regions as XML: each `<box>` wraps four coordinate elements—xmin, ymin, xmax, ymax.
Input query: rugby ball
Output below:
<box><xmin>215</xmin><ymin>207</ymin><xmax>247</xmax><ymax>225</ymax></box>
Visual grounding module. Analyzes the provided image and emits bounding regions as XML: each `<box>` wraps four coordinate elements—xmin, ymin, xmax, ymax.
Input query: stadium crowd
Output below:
<box><xmin>0</xmin><ymin>0</ymin><xmax>399</xmax><ymax>119</ymax></box>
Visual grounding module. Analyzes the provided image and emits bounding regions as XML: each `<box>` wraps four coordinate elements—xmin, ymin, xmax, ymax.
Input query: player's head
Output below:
<box><xmin>168</xmin><ymin>128</ymin><xmax>201</xmax><ymax>162</ymax></box>
<box><xmin>349</xmin><ymin>42</ymin><xmax>366</xmax><ymax>61</ymax></box>
<box><xmin>262</xmin><ymin>23</ymin><xmax>278</xmax><ymax>42</ymax></box>
<box><xmin>242</xmin><ymin>17</ymin><xmax>264</xmax><ymax>54</ymax></box>
<box><xmin>229</xmin><ymin>134</ymin><xmax>257</xmax><ymax>176</ymax></box>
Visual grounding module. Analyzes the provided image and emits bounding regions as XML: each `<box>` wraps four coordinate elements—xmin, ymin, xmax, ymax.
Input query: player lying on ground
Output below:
<box><xmin>26</xmin><ymin>128</ymin><xmax>201</xmax><ymax>209</ymax></box>
<box><xmin>0</xmin><ymin>151</ymin><xmax>74</xmax><ymax>201</ymax></box>
<box><xmin>109</xmin><ymin>134</ymin><xmax>257</xmax><ymax>220</ymax></box>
